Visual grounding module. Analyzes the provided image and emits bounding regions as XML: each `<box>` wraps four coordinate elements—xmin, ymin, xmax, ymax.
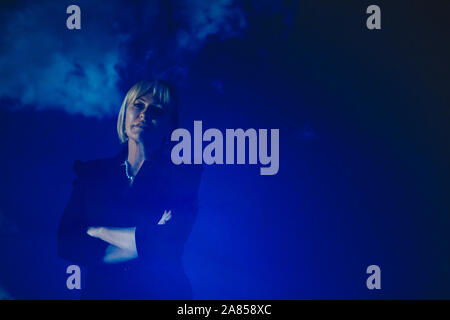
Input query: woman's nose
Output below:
<box><xmin>139</xmin><ymin>109</ymin><xmax>147</xmax><ymax>121</ymax></box>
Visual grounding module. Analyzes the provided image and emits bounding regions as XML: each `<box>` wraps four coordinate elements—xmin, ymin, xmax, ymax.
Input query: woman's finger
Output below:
<box><xmin>87</xmin><ymin>226</ymin><xmax>100</xmax><ymax>237</ymax></box>
<box><xmin>157</xmin><ymin>210</ymin><xmax>172</xmax><ymax>225</ymax></box>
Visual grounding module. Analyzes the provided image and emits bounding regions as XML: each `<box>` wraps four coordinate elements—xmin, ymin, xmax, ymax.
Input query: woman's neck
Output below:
<box><xmin>127</xmin><ymin>139</ymin><xmax>148</xmax><ymax>177</ymax></box>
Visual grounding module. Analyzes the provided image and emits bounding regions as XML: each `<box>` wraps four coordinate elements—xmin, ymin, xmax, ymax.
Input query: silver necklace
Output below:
<box><xmin>123</xmin><ymin>160</ymin><xmax>135</xmax><ymax>185</ymax></box>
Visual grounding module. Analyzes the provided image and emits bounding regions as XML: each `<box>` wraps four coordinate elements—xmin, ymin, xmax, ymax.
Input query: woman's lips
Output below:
<box><xmin>134</xmin><ymin>123</ymin><xmax>148</xmax><ymax>129</ymax></box>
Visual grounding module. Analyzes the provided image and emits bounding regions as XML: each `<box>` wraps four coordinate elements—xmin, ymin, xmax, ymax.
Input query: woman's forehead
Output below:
<box><xmin>135</xmin><ymin>92</ymin><xmax>157</xmax><ymax>103</ymax></box>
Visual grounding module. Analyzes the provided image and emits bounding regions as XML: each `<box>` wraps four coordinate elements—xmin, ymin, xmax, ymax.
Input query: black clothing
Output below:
<box><xmin>57</xmin><ymin>147</ymin><xmax>202</xmax><ymax>299</ymax></box>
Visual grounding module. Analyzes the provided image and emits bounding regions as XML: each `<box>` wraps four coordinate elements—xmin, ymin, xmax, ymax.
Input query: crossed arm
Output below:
<box><xmin>86</xmin><ymin>210</ymin><xmax>172</xmax><ymax>263</ymax></box>
<box><xmin>58</xmin><ymin>161</ymin><xmax>201</xmax><ymax>267</ymax></box>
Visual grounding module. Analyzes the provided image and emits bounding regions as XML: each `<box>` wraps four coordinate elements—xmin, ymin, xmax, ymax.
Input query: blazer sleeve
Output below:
<box><xmin>134</xmin><ymin>165</ymin><xmax>203</xmax><ymax>263</ymax></box>
<box><xmin>57</xmin><ymin>160</ymin><xmax>109</xmax><ymax>267</ymax></box>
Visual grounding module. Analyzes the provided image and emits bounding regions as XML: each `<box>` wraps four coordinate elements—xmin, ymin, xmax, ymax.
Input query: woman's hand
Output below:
<box><xmin>103</xmin><ymin>244</ymin><xmax>137</xmax><ymax>264</ymax></box>
<box><xmin>87</xmin><ymin>226</ymin><xmax>137</xmax><ymax>252</ymax></box>
<box><xmin>158</xmin><ymin>210</ymin><xmax>172</xmax><ymax>225</ymax></box>
<box><xmin>86</xmin><ymin>209</ymin><xmax>172</xmax><ymax>263</ymax></box>
<box><xmin>87</xmin><ymin>226</ymin><xmax>138</xmax><ymax>264</ymax></box>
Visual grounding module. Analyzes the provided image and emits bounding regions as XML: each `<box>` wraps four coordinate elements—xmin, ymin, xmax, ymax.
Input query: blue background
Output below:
<box><xmin>0</xmin><ymin>0</ymin><xmax>449</xmax><ymax>299</ymax></box>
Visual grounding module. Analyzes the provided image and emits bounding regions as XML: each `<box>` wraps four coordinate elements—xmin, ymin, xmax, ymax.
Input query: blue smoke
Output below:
<box><xmin>0</xmin><ymin>0</ymin><xmax>247</xmax><ymax>117</ymax></box>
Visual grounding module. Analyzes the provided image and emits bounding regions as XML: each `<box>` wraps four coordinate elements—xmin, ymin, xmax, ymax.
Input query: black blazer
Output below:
<box><xmin>57</xmin><ymin>147</ymin><xmax>202</xmax><ymax>299</ymax></box>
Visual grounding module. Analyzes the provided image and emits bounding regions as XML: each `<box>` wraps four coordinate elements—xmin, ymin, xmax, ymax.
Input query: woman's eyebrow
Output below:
<box><xmin>134</xmin><ymin>99</ymin><xmax>161</xmax><ymax>105</ymax></box>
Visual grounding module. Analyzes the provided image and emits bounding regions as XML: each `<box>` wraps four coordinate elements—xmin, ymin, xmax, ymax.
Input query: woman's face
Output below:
<box><xmin>125</xmin><ymin>92</ymin><xmax>171</xmax><ymax>146</ymax></box>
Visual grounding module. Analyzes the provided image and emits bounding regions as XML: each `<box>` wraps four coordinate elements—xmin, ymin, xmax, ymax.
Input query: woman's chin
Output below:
<box><xmin>129</xmin><ymin>134</ymin><xmax>151</xmax><ymax>145</ymax></box>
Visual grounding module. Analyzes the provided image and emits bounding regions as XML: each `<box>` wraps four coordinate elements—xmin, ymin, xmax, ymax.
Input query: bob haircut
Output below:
<box><xmin>117</xmin><ymin>80</ymin><xmax>178</xmax><ymax>143</ymax></box>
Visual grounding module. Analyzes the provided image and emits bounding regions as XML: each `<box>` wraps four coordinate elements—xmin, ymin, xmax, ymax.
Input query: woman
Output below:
<box><xmin>57</xmin><ymin>81</ymin><xmax>202</xmax><ymax>299</ymax></box>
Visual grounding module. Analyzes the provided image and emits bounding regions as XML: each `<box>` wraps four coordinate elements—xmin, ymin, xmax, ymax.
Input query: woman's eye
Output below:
<box><xmin>151</xmin><ymin>106</ymin><xmax>165</xmax><ymax>117</ymax></box>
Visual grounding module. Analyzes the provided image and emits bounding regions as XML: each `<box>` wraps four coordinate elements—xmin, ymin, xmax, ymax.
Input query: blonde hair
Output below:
<box><xmin>117</xmin><ymin>80</ymin><xmax>178</xmax><ymax>143</ymax></box>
